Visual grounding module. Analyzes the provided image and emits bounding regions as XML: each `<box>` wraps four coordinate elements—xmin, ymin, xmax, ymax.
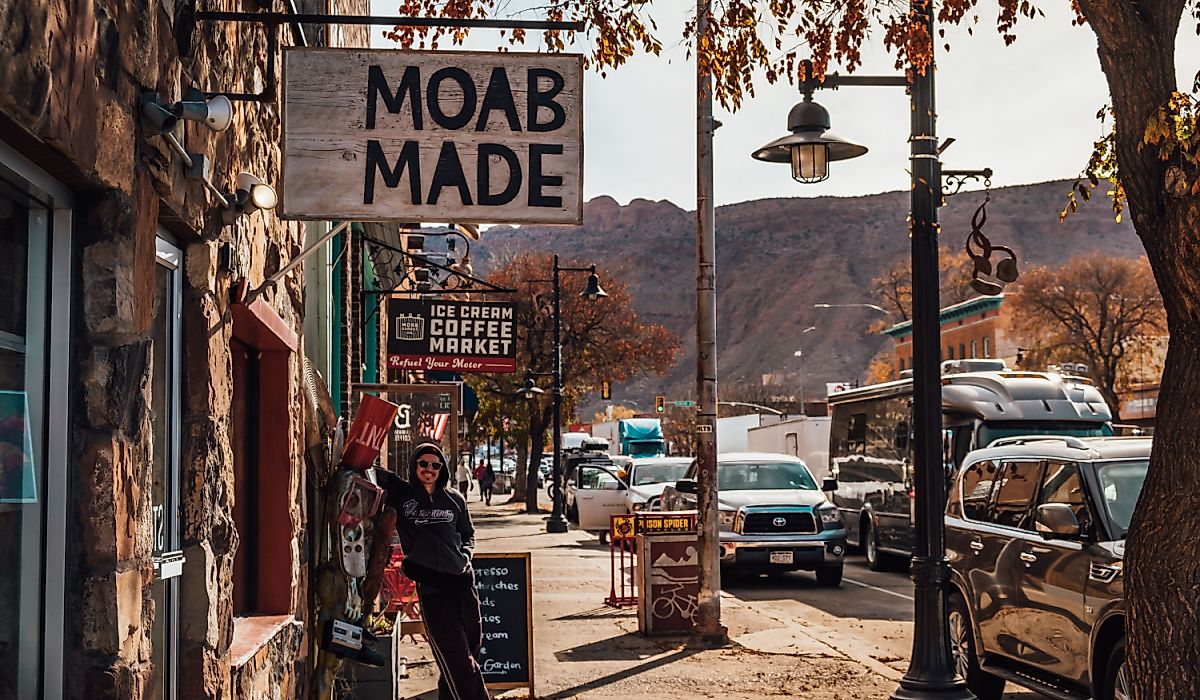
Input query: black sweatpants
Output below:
<box><xmin>417</xmin><ymin>578</ymin><xmax>490</xmax><ymax>700</ymax></box>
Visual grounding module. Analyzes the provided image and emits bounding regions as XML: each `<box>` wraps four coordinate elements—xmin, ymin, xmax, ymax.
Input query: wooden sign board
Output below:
<box><xmin>282</xmin><ymin>48</ymin><xmax>583</xmax><ymax>224</ymax></box>
<box><xmin>636</xmin><ymin>534</ymin><xmax>699</xmax><ymax>635</ymax></box>
<box><xmin>473</xmin><ymin>552</ymin><xmax>534</xmax><ymax>692</ymax></box>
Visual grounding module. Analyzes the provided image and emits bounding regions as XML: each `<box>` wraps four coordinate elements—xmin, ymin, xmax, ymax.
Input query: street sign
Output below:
<box><xmin>696</xmin><ymin>425</ymin><xmax>713</xmax><ymax>433</ymax></box>
<box><xmin>281</xmin><ymin>48</ymin><xmax>583</xmax><ymax>224</ymax></box>
<box><xmin>673</xmin><ymin>400</ymin><xmax>696</xmax><ymax>407</ymax></box>
<box><xmin>600</xmin><ymin>380</ymin><xmax>611</xmax><ymax>400</ymax></box>
<box><xmin>386</xmin><ymin>298</ymin><xmax>517</xmax><ymax>373</ymax></box>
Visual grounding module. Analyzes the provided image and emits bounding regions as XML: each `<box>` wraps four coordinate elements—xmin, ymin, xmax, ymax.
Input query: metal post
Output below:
<box><xmin>890</xmin><ymin>1</ymin><xmax>973</xmax><ymax>697</ymax></box>
<box><xmin>546</xmin><ymin>255</ymin><xmax>569</xmax><ymax>533</ymax></box>
<box><xmin>797</xmin><ymin>350</ymin><xmax>806</xmax><ymax>415</ymax></box>
<box><xmin>692</xmin><ymin>0</ymin><xmax>726</xmax><ymax>646</ymax></box>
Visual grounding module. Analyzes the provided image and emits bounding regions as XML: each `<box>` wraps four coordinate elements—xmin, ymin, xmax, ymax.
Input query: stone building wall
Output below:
<box><xmin>0</xmin><ymin>0</ymin><xmax>366</xmax><ymax>698</ymax></box>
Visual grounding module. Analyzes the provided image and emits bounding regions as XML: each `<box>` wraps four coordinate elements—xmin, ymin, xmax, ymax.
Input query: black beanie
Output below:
<box><xmin>409</xmin><ymin>442</ymin><xmax>450</xmax><ymax>488</ymax></box>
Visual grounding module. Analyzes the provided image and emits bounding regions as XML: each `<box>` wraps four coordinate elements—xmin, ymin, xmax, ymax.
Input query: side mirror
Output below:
<box><xmin>822</xmin><ymin>477</ymin><xmax>839</xmax><ymax>492</ymax></box>
<box><xmin>1035</xmin><ymin>503</ymin><xmax>1081</xmax><ymax>538</ymax></box>
<box><xmin>675</xmin><ymin>478</ymin><xmax>697</xmax><ymax>494</ymax></box>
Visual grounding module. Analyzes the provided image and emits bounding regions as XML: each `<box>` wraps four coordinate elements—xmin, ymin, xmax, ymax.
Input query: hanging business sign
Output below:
<box><xmin>281</xmin><ymin>48</ymin><xmax>584</xmax><ymax>224</ymax></box>
<box><xmin>386</xmin><ymin>298</ymin><xmax>517</xmax><ymax>373</ymax></box>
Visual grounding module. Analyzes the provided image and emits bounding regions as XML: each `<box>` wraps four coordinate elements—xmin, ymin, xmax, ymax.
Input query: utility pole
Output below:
<box><xmin>692</xmin><ymin>0</ymin><xmax>726</xmax><ymax>646</ymax></box>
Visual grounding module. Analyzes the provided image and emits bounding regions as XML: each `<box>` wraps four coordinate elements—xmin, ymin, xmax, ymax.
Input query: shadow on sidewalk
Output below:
<box><xmin>551</xmin><ymin>606</ymin><xmax>637</xmax><ymax>621</ymax></box>
<box><xmin>544</xmin><ymin>644</ymin><xmax>701</xmax><ymax>699</ymax></box>
<box><xmin>553</xmin><ymin>631</ymin><xmax>692</xmax><ymax>663</ymax></box>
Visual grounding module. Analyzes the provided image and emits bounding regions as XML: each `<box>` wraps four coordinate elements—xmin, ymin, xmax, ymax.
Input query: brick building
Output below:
<box><xmin>883</xmin><ymin>295</ymin><xmax>1019</xmax><ymax>378</ymax></box>
<box><xmin>0</xmin><ymin>1</ymin><xmax>366</xmax><ymax>698</ymax></box>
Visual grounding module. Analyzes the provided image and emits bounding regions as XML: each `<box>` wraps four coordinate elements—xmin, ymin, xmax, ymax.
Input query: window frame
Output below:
<box><xmin>0</xmin><ymin>139</ymin><xmax>73</xmax><ymax>700</ymax></box>
<box><xmin>985</xmin><ymin>459</ymin><xmax>1046</xmax><ymax>531</ymax></box>
<box><xmin>149</xmin><ymin>234</ymin><xmax>184</xmax><ymax>700</ymax></box>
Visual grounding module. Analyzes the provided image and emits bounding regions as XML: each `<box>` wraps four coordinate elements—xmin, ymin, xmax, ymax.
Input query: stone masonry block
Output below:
<box><xmin>182</xmin><ymin>294</ymin><xmax>231</xmax><ymax>418</ymax></box>
<box><xmin>81</xmin><ymin>340</ymin><xmax>151</xmax><ymax>432</ymax></box>
<box><xmin>181</xmin><ymin>541</ymin><xmax>222</xmax><ymax>650</ymax></box>
<box><xmin>186</xmin><ymin>240</ymin><xmax>220</xmax><ymax>292</ymax></box>
<box><xmin>95</xmin><ymin>98</ymin><xmax>135</xmax><ymax>191</ymax></box>
<box><xmin>83</xmin><ymin>239</ymin><xmax>139</xmax><ymax>340</ymax></box>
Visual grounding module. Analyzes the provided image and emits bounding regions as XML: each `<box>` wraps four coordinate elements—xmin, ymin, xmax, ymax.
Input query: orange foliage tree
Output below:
<box><xmin>1007</xmin><ymin>253</ymin><xmax>1165</xmax><ymax>421</ymax></box>
<box><xmin>467</xmin><ymin>252</ymin><xmax>678</xmax><ymax>512</ymax></box>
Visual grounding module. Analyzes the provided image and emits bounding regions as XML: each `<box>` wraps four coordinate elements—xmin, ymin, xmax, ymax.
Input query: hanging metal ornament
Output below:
<box><xmin>965</xmin><ymin>189</ymin><xmax>1019</xmax><ymax>296</ymax></box>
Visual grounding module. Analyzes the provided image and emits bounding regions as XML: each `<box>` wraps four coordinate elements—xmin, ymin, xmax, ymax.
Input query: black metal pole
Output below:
<box><xmin>546</xmin><ymin>255</ymin><xmax>569</xmax><ymax>533</ymax></box>
<box><xmin>890</xmin><ymin>1</ymin><xmax>973</xmax><ymax>698</ymax></box>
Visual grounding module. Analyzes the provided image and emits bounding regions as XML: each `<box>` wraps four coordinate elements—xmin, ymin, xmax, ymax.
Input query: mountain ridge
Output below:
<box><xmin>474</xmin><ymin>179</ymin><xmax>1142</xmax><ymax>403</ymax></box>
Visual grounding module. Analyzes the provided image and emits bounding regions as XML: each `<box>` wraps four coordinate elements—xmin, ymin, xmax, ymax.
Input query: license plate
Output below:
<box><xmin>769</xmin><ymin>550</ymin><xmax>794</xmax><ymax>564</ymax></box>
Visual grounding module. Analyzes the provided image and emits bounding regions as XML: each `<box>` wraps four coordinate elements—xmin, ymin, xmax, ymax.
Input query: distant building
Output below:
<box><xmin>1120</xmin><ymin>383</ymin><xmax>1160</xmax><ymax>428</ymax></box>
<box><xmin>883</xmin><ymin>295</ymin><xmax>1020</xmax><ymax>378</ymax></box>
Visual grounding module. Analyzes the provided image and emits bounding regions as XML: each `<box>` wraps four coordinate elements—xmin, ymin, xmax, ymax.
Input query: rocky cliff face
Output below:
<box><xmin>476</xmin><ymin>180</ymin><xmax>1141</xmax><ymax>400</ymax></box>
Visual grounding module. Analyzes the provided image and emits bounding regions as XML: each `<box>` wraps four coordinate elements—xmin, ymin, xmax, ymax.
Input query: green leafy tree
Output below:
<box><xmin>468</xmin><ymin>252</ymin><xmax>678</xmax><ymax>512</ymax></box>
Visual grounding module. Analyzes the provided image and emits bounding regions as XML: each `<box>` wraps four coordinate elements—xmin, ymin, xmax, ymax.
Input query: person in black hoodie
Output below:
<box><xmin>375</xmin><ymin>442</ymin><xmax>489</xmax><ymax>700</ymax></box>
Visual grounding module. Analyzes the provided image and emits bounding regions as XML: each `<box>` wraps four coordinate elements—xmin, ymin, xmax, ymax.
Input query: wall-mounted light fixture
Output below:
<box><xmin>221</xmin><ymin>172</ymin><xmax>278</xmax><ymax>224</ymax></box>
<box><xmin>140</xmin><ymin>90</ymin><xmax>233</xmax><ymax>135</ymax></box>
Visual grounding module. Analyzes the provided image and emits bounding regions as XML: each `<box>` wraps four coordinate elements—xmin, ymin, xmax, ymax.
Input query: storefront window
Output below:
<box><xmin>0</xmin><ymin>185</ymin><xmax>47</xmax><ymax>697</ymax></box>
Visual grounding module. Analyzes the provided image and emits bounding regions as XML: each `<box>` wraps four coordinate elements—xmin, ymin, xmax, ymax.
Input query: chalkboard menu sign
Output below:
<box><xmin>473</xmin><ymin>552</ymin><xmax>533</xmax><ymax>691</ymax></box>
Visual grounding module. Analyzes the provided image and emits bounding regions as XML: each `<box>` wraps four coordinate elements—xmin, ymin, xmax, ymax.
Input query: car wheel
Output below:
<box><xmin>948</xmin><ymin>592</ymin><xmax>1005</xmax><ymax>700</ymax></box>
<box><xmin>599</xmin><ymin>530</ymin><xmax>610</xmax><ymax>545</ymax></box>
<box><xmin>815</xmin><ymin>564</ymin><xmax>843</xmax><ymax>587</ymax></box>
<box><xmin>864</xmin><ymin>520</ymin><xmax>887</xmax><ymax>572</ymax></box>
<box><xmin>1102</xmin><ymin>639</ymin><xmax>1130</xmax><ymax>700</ymax></box>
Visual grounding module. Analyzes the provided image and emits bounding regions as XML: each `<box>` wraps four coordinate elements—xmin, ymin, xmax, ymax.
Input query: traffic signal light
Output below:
<box><xmin>655</xmin><ymin>395</ymin><xmax>665</xmax><ymax>413</ymax></box>
<box><xmin>601</xmin><ymin>380</ymin><xmax>611</xmax><ymax>400</ymax></box>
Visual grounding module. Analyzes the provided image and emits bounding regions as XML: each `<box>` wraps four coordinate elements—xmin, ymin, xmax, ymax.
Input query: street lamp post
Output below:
<box><xmin>752</xmin><ymin>3</ymin><xmax>985</xmax><ymax>697</ymax></box>
<box><xmin>522</xmin><ymin>255</ymin><xmax>607</xmax><ymax>534</ymax></box>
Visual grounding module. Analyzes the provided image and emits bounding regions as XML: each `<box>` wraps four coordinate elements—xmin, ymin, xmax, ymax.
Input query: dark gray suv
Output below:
<box><xmin>945</xmin><ymin>436</ymin><xmax>1148</xmax><ymax>700</ymax></box>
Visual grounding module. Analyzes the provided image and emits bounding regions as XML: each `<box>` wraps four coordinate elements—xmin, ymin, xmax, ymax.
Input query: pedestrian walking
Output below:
<box><xmin>473</xmin><ymin>462</ymin><xmax>487</xmax><ymax>502</ymax></box>
<box><xmin>479</xmin><ymin>462</ymin><xmax>496</xmax><ymax>506</ymax></box>
<box><xmin>456</xmin><ymin>461</ymin><xmax>472</xmax><ymax>495</ymax></box>
<box><xmin>375</xmin><ymin>443</ymin><xmax>489</xmax><ymax>700</ymax></box>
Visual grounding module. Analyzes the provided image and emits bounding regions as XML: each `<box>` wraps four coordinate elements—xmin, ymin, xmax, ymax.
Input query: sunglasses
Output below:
<box><xmin>417</xmin><ymin>459</ymin><xmax>444</xmax><ymax>470</ymax></box>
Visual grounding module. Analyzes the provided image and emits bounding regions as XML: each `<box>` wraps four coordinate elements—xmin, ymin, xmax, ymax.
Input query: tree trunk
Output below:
<box><xmin>1080</xmin><ymin>0</ymin><xmax>1200</xmax><ymax>694</ymax></box>
<box><xmin>526</xmin><ymin>423</ymin><xmax>545</xmax><ymax>513</ymax></box>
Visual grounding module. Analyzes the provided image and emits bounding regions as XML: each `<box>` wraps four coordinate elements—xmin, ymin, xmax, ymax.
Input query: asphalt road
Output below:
<box><xmin>722</xmin><ymin>554</ymin><xmax>1040</xmax><ymax>699</ymax></box>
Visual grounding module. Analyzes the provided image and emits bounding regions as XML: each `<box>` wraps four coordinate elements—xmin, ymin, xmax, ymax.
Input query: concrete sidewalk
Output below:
<box><xmin>393</xmin><ymin>500</ymin><xmax>896</xmax><ymax>699</ymax></box>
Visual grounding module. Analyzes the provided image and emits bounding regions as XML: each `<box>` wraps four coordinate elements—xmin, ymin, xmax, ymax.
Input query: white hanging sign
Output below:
<box><xmin>281</xmin><ymin>48</ymin><xmax>584</xmax><ymax>224</ymax></box>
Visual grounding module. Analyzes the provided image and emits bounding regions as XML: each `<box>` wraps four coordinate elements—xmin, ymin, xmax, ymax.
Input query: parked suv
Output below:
<box><xmin>661</xmin><ymin>453</ymin><xmax>847</xmax><ymax>586</ymax></box>
<box><xmin>945</xmin><ymin>435</ymin><xmax>1148</xmax><ymax>700</ymax></box>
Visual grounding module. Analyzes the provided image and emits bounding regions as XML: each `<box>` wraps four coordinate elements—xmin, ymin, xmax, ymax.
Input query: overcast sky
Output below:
<box><xmin>368</xmin><ymin>1</ymin><xmax>1200</xmax><ymax>208</ymax></box>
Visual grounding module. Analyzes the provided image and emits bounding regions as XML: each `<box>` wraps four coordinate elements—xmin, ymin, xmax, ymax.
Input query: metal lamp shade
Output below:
<box><xmin>752</xmin><ymin>96</ymin><xmax>868</xmax><ymax>184</ymax></box>
<box><xmin>520</xmin><ymin>378</ymin><xmax>545</xmax><ymax>400</ymax></box>
<box><xmin>581</xmin><ymin>273</ymin><xmax>608</xmax><ymax>299</ymax></box>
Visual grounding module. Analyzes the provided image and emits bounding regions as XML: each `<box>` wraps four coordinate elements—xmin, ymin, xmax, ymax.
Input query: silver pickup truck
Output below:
<box><xmin>660</xmin><ymin>452</ymin><xmax>848</xmax><ymax>586</ymax></box>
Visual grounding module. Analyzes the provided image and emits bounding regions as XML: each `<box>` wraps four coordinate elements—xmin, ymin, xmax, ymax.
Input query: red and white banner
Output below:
<box><xmin>418</xmin><ymin>413</ymin><xmax>450</xmax><ymax>442</ymax></box>
<box><xmin>342</xmin><ymin>395</ymin><xmax>401</xmax><ymax>469</ymax></box>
